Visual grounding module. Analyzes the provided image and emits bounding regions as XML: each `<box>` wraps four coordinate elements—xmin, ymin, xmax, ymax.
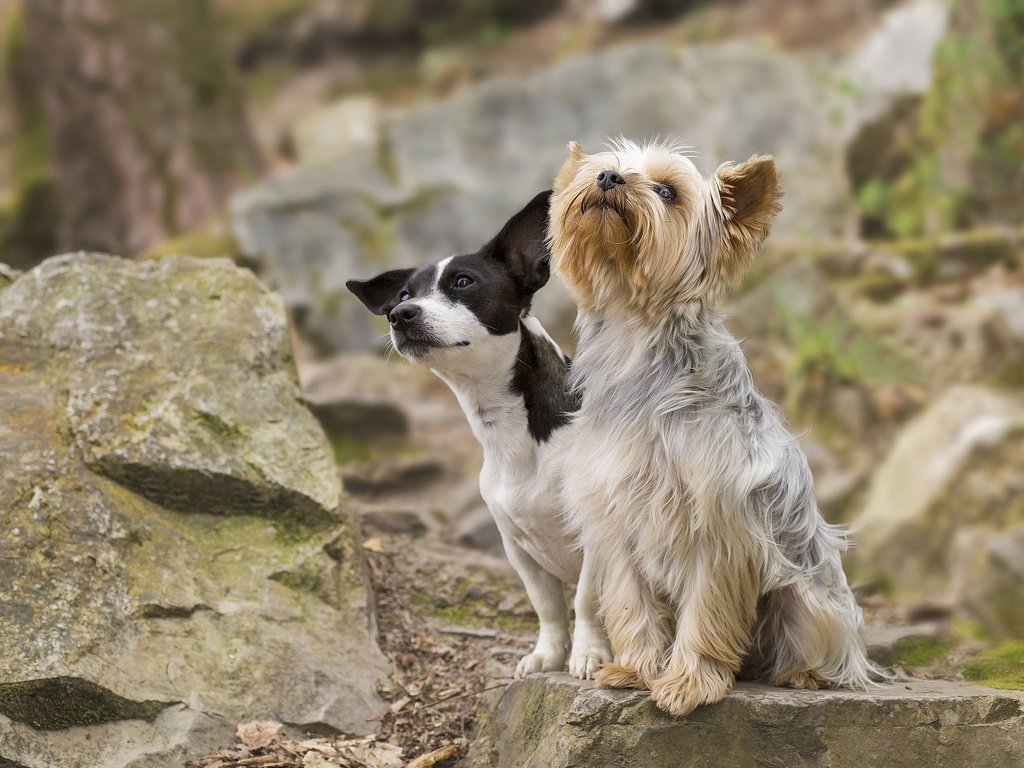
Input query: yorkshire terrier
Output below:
<box><xmin>548</xmin><ymin>139</ymin><xmax>884</xmax><ymax>716</ymax></box>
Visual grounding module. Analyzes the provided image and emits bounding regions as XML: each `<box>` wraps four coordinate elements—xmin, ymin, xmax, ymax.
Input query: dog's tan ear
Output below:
<box><xmin>554</xmin><ymin>141</ymin><xmax>586</xmax><ymax>193</ymax></box>
<box><xmin>713</xmin><ymin>154</ymin><xmax>782</xmax><ymax>285</ymax></box>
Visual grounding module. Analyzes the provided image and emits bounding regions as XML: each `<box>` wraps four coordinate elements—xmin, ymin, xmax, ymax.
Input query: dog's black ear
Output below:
<box><xmin>346</xmin><ymin>268</ymin><xmax>414</xmax><ymax>315</ymax></box>
<box><xmin>487</xmin><ymin>190</ymin><xmax>553</xmax><ymax>296</ymax></box>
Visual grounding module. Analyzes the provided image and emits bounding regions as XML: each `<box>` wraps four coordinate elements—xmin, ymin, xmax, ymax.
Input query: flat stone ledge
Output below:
<box><xmin>465</xmin><ymin>674</ymin><xmax>1024</xmax><ymax>768</ymax></box>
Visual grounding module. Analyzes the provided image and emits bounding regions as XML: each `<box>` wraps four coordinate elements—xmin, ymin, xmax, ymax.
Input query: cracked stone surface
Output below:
<box><xmin>463</xmin><ymin>674</ymin><xmax>1024</xmax><ymax>768</ymax></box>
<box><xmin>0</xmin><ymin>254</ymin><xmax>388</xmax><ymax>768</ymax></box>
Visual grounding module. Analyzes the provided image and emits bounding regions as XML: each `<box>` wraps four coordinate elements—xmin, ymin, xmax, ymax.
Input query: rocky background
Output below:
<box><xmin>1</xmin><ymin>1</ymin><xmax>1022</xmax><ymax>767</ymax></box>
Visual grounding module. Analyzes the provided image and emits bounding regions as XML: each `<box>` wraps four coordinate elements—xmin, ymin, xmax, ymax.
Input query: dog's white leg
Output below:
<box><xmin>498</xmin><ymin>533</ymin><xmax>570</xmax><ymax>678</ymax></box>
<box><xmin>593</xmin><ymin>541</ymin><xmax>673</xmax><ymax>690</ymax></box>
<box><xmin>650</xmin><ymin>542</ymin><xmax>759</xmax><ymax>716</ymax></box>
<box><xmin>568</xmin><ymin>547</ymin><xmax>612</xmax><ymax>679</ymax></box>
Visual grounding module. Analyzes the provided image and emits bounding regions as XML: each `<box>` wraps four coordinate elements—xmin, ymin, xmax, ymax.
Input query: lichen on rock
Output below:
<box><xmin>0</xmin><ymin>253</ymin><xmax>387</xmax><ymax>768</ymax></box>
<box><xmin>0</xmin><ymin>678</ymin><xmax>172</xmax><ymax>731</ymax></box>
<box><xmin>465</xmin><ymin>674</ymin><xmax>1024</xmax><ymax>768</ymax></box>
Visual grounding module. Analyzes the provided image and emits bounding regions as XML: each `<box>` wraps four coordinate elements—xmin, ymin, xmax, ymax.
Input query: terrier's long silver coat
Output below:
<box><xmin>549</xmin><ymin>140</ymin><xmax>883</xmax><ymax>716</ymax></box>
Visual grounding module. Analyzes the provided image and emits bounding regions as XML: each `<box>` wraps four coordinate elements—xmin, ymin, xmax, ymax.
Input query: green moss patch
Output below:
<box><xmin>410</xmin><ymin>591</ymin><xmax>538</xmax><ymax>634</ymax></box>
<box><xmin>776</xmin><ymin>299</ymin><xmax>916</xmax><ymax>426</ymax></box>
<box><xmin>330</xmin><ymin>436</ymin><xmax>375</xmax><ymax>466</ymax></box>
<box><xmin>891</xmin><ymin>635</ymin><xmax>953</xmax><ymax>667</ymax></box>
<box><xmin>269</xmin><ymin>566</ymin><xmax>325</xmax><ymax>596</ymax></box>
<box><xmin>0</xmin><ymin>677</ymin><xmax>173</xmax><ymax>731</ymax></box>
<box><xmin>141</xmin><ymin>226</ymin><xmax>240</xmax><ymax>262</ymax></box>
<box><xmin>962</xmin><ymin>642</ymin><xmax>1024</xmax><ymax>691</ymax></box>
<box><xmin>194</xmin><ymin>409</ymin><xmax>245</xmax><ymax>440</ymax></box>
<box><xmin>139</xmin><ymin>603</ymin><xmax>209</xmax><ymax>619</ymax></box>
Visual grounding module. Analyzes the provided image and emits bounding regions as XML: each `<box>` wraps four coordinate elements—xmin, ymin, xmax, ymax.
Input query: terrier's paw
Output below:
<box><xmin>514</xmin><ymin>648</ymin><xmax>567</xmax><ymax>679</ymax></box>
<box><xmin>595</xmin><ymin>663</ymin><xmax>650</xmax><ymax>690</ymax></box>
<box><xmin>777</xmin><ymin>670</ymin><xmax>830</xmax><ymax>690</ymax></box>
<box><xmin>568</xmin><ymin>644</ymin><xmax>612</xmax><ymax>680</ymax></box>
<box><xmin>650</xmin><ymin>659</ymin><xmax>731</xmax><ymax>717</ymax></box>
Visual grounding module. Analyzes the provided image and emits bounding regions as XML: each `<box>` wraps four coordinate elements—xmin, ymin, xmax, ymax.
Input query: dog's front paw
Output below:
<box><xmin>650</xmin><ymin>658</ymin><xmax>732</xmax><ymax>717</ymax></box>
<box><xmin>776</xmin><ymin>669</ymin><xmax>829</xmax><ymax>690</ymax></box>
<box><xmin>595</xmin><ymin>662</ymin><xmax>650</xmax><ymax>690</ymax></box>
<box><xmin>569</xmin><ymin>624</ymin><xmax>613</xmax><ymax>680</ymax></box>
<box><xmin>568</xmin><ymin>644</ymin><xmax>612</xmax><ymax>680</ymax></box>
<box><xmin>515</xmin><ymin>646</ymin><xmax>568</xmax><ymax>679</ymax></box>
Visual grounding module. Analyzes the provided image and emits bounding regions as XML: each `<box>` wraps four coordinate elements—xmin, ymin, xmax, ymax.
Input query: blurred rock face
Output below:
<box><xmin>852</xmin><ymin>386</ymin><xmax>1024</xmax><ymax>631</ymax></box>
<box><xmin>0</xmin><ymin>255</ymin><xmax>387</xmax><ymax>768</ymax></box>
<box><xmin>230</xmin><ymin>0</ymin><xmax>947</xmax><ymax>353</ymax></box>
<box><xmin>19</xmin><ymin>1</ymin><xmax>260</xmax><ymax>259</ymax></box>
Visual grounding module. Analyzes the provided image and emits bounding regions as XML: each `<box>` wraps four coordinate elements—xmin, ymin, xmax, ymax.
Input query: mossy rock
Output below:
<box><xmin>891</xmin><ymin>227</ymin><xmax>1022</xmax><ymax>285</ymax></box>
<box><xmin>0</xmin><ymin>253</ymin><xmax>339</xmax><ymax>520</ymax></box>
<box><xmin>963</xmin><ymin>643</ymin><xmax>1024</xmax><ymax>691</ymax></box>
<box><xmin>0</xmin><ymin>253</ymin><xmax>387</xmax><ymax>768</ymax></box>
<box><xmin>0</xmin><ymin>678</ymin><xmax>172</xmax><ymax>731</ymax></box>
<box><xmin>850</xmin><ymin>0</ymin><xmax>1024</xmax><ymax>237</ymax></box>
<box><xmin>890</xmin><ymin>635</ymin><xmax>953</xmax><ymax>668</ymax></box>
<box><xmin>850</xmin><ymin>386</ymin><xmax>1024</xmax><ymax>602</ymax></box>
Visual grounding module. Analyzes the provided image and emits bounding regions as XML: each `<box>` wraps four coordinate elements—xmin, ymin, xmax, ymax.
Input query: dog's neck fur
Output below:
<box><xmin>572</xmin><ymin>301</ymin><xmax>749</xmax><ymax>425</ymax></box>
<box><xmin>580</xmin><ymin>295</ymin><xmax>719</xmax><ymax>337</ymax></box>
<box><xmin>432</xmin><ymin>314</ymin><xmax>576</xmax><ymax>467</ymax></box>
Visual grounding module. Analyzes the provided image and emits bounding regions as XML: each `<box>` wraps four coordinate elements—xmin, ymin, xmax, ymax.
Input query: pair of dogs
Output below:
<box><xmin>348</xmin><ymin>139</ymin><xmax>884</xmax><ymax>716</ymax></box>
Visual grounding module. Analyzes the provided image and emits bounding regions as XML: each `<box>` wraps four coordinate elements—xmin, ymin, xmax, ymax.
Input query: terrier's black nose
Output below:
<box><xmin>389</xmin><ymin>303</ymin><xmax>420</xmax><ymax>326</ymax></box>
<box><xmin>596</xmin><ymin>170</ymin><xmax>625</xmax><ymax>191</ymax></box>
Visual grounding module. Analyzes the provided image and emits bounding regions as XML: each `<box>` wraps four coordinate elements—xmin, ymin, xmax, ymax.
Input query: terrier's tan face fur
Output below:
<box><xmin>549</xmin><ymin>139</ymin><xmax>782</xmax><ymax>319</ymax></box>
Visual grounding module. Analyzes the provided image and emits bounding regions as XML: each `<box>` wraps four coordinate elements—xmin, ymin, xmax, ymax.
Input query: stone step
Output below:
<box><xmin>464</xmin><ymin>674</ymin><xmax>1024</xmax><ymax>768</ymax></box>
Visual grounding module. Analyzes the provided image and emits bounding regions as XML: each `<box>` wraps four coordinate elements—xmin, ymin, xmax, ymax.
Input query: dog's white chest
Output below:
<box><xmin>434</xmin><ymin>353</ymin><xmax>582</xmax><ymax>588</ymax></box>
<box><xmin>480</xmin><ymin>435</ymin><xmax>580</xmax><ymax>585</ymax></box>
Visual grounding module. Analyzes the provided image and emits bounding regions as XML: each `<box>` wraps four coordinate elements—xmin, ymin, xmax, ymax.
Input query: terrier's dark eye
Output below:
<box><xmin>656</xmin><ymin>184</ymin><xmax>676</xmax><ymax>202</ymax></box>
<box><xmin>454</xmin><ymin>275</ymin><xmax>474</xmax><ymax>289</ymax></box>
<box><xmin>399</xmin><ymin>290</ymin><xmax>411</xmax><ymax>302</ymax></box>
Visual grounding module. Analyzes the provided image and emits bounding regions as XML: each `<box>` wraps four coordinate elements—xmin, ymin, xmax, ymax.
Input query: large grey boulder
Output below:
<box><xmin>838</xmin><ymin>0</ymin><xmax>949</xmax><ymax>142</ymax></box>
<box><xmin>953</xmin><ymin>525</ymin><xmax>1024</xmax><ymax>640</ymax></box>
<box><xmin>231</xmin><ymin>3</ymin><xmax>946</xmax><ymax>352</ymax></box>
<box><xmin>849</xmin><ymin>385</ymin><xmax>1024</xmax><ymax>605</ymax></box>
<box><xmin>464</xmin><ymin>674</ymin><xmax>1024</xmax><ymax>768</ymax></box>
<box><xmin>0</xmin><ymin>254</ymin><xmax>388</xmax><ymax>768</ymax></box>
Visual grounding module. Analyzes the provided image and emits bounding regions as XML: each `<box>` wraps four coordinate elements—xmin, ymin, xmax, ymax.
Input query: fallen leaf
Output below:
<box><xmin>346</xmin><ymin>741</ymin><xmax>404</xmax><ymax>768</ymax></box>
<box><xmin>362</xmin><ymin>538</ymin><xmax>384</xmax><ymax>553</ymax></box>
<box><xmin>405</xmin><ymin>745</ymin><xmax>459</xmax><ymax>768</ymax></box>
<box><xmin>236</xmin><ymin>720</ymin><xmax>283</xmax><ymax>749</ymax></box>
<box><xmin>302</xmin><ymin>753</ymin><xmax>340</xmax><ymax>768</ymax></box>
<box><xmin>297</xmin><ymin>739</ymin><xmax>339</xmax><ymax>756</ymax></box>
<box><xmin>389</xmin><ymin>696</ymin><xmax>411</xmax><ymax>715</ymax></box>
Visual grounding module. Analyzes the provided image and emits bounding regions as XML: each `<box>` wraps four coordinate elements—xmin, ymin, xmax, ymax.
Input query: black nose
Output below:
<box><xmin>389</xmin><ymin>303</ymin><xmax>420</xmax><ymax>326</ymax></box>
<box><xmin>596</xmin><ymin>170</ymin><xmax>625</xmax><ymax>191</ymax></box>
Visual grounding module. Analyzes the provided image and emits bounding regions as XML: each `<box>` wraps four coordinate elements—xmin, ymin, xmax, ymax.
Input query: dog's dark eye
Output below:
<box><xmin>454</xmin><ymin>275</ymin><xmax>474</xmax><ymax>289</ymax></box>
<box><xmin>656</xmin><ymin>184</ymin><xmax>676</xmax><ymax>202</ymax></box>
<box><xmin>399</xmin><ymin>290</ymin><xmax>411</xmax><ymax>302</ymax></box>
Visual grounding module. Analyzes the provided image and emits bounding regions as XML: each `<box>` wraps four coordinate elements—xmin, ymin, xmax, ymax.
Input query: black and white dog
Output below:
<box><xmin>346</xmin><ymin>191</ymin><xmax>612</xmax><ymax>679</ymax></box>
